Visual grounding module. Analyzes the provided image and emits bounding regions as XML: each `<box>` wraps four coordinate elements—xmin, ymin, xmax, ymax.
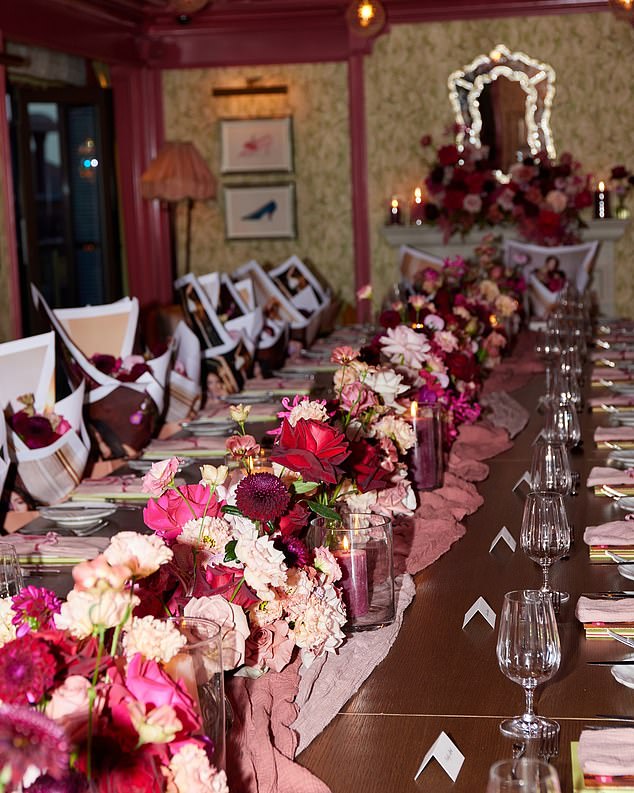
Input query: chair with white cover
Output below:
<box><xmin>503</xmin><ymin>240</ymin><xmax>599</xmax><ymax>319</ymax></box>
<box><xmin>0</xmin><ymin>332</ymin><xmax>90</xmax><ymax>504</ymax></box>
<box><xmin>165</xmin><ymin>321</ymin><xmax>202</xmax><ymax>423</ymax></box>
<box><xmin>398</xmin><ymin>245</ymin><xmax>446</xmax><ymax>294</ymax></box>
<box><xmin>31</xmin><ymin>287</ymin><xmax>171</xmax><ymax>459</ymax></box>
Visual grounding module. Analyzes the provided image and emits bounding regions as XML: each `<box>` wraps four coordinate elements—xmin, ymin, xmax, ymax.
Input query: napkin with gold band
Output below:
<box><xmin>585</xmin><ymin>520</ymin><xmax>634</xmax><ymax>562</ymax></box>
<box><xmin>595</xmin><ymin>426</ymin><xmax>634</xmax><ymax>449</ymax></box>
<box><xmin>68</xmin><ymin>474</ymin><xmax>185</xmax><ymax>502</ymax></box>
<box><xmin>592</xmin><ymin>367</ymin><xmax>634</xmax><ymax>383</ymax></box>
<box><xmin>576</xmin><ymin>728</ymin><xmax>634</xmax><ymax>785</ymax></box>
<box><xmin>576</xmin><ymin>595</ymin><xmax>634</xmax><ymax>638</ymax></box>
<box><xmin>141</xmin><ymin>435</ymin><xmax>227</xmax><ymax>460</ymax></box>
<box><xmin>241</xmin><ymin>377</ymin><xmax>313</xmax><ymax>396</ymax></box>
<box><xmin>591</xmin><ymin>349</ymin><xmax>634</xmax><ymax>361</ymax></box>
<box><xmin>590</xmin><ymin>395</ymin><xmax>634</xmax><ymax>412</ymax></box>
<box><xmin>199</xmin><ymin>401</ymin><xmax>279</xmax><ymax>424</ymax></box>
<box><xmin>0</xmin><ymin>533</ymin><xmax>109</xmax><ymax>566</ymax></box>
<box><xmin>587</xmin><ymin>467</ymin><xmax>634</xmax><ymax>495</ymax></box>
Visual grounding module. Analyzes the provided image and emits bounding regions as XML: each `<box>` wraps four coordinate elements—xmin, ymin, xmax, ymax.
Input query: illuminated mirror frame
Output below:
<box><xmin>448</xmin><ymin>44</ymin><xmax>556</xmax><ymax>180</ymax></box>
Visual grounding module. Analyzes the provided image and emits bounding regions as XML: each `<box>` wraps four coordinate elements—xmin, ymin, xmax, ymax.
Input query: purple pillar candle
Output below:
<box><xmin>409</xmin><ymin>401</ymin><xmax>442</xmax><ymax>491</ymax></box>
<box><xmin>334</xmin><ymin>542</ymin><xmax>369</xmax><ymax>618</ymax></box>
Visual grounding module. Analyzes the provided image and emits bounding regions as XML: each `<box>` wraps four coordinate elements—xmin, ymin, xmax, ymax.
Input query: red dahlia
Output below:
<box><xmin>0</xmin><ymin>634</ymin><xmax>56</xmax><ymax>705</ymax></box>
<box><xmin>236</xmin><ymin>472</ymin><xmax>290</xmax><ymax>522</ymax></box>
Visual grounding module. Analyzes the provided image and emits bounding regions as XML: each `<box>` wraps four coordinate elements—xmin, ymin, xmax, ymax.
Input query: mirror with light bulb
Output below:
<box><xmin>448</xmin><ymin>45</ymin><xmax>556</xmax><ymax>179</ymax></box>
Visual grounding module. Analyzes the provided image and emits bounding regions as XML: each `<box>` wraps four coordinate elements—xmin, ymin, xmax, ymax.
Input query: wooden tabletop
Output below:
<box><xmin>298</xmin><ymin>370</ymin><xmax>634</xmax><ymax>791</ymax></box>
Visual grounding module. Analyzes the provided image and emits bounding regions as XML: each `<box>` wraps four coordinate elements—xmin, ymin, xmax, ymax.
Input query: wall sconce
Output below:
<box><xmin>346</xmin><ymin>0</ymin><xmax>386</xmax><ymax>37</ymax></box>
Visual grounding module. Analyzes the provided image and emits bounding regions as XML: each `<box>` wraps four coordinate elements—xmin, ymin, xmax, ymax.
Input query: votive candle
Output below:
<box><xmin>594</xmin><ymin>180</ymin><xmax>611</xmax><ymax>219</ymax></box>
<box><xmin>388</xmin><ymin>196</ymin><xmax>402</xmax><ymax>225</ymax></box>
<box><xmin>333</xmin><ymin>535</ymin><xmax>369</xmax><ymax>618</ymax></box>
<box><xmin>408</xmin><ymin>400</ymin><xmax>442</xmax><ymax>491</ymax></box>
<box><xmin>410</xmin><ymin>186</ymin><xmax>425</xmax><ymax>225</ymax></box>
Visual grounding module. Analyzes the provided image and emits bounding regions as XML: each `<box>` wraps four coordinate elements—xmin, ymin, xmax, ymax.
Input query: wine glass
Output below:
<box><xmin>487</xmin><ymin>759</ymin><xmax>561</xmax><ymax>793</ymax></box>
<box><xmin>543</xmin><ymin>398</ymin><xmax>581</xmax><ymax>450</ymax></box>
<box><xmin>0</xmin><ymin>545</ymin><xmax>23</xmax><ymax>598</ymax></box>
<box><xmin>529</xmin><ymin>437</ymin><xmax>572</xmax><ymax>497</ymax></box>
<box><xmin>520</xmin><ymin>491</ymin><xmax>571</xmax><ymax>600</ymax></box>
<box><xmin>496</xmin><ymin>590</ymin><xmax>561</xmax><ymax>740</ymax></box>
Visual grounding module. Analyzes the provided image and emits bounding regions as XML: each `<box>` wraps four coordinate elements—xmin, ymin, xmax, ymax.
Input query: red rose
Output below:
<box><xmin>611</xmin><ymin>165</ymin><xmax>629</xmax><ymax>180</ymax></box>
<box><xmin>445</xmin><ymin>351</ymin><xmax>478</xmax><ymax>383</ymax></box>
<box><xmin>438</xmin><ymin>145</ymin><xmax>460</xmax><ymax>166</ymax></box>
<box><xmin>344</xmin><ymin>440</ymin><xmax>392</xmax><ymax>493</ymax></box>
<box><xmin>90</xmin><ymin>354</ymin><xmax>119</xmax><ymax>375</ymax></box>
<box><xmin>536</xmin><ymin>209</ymin><xmax>563</xmax><ymax>238</ymax></box>
<box><xmin>271</xmin><ymin>418</ymin><xmax>350</xmax><ymax>485</ymax></box>
<box><xmin>279</xmin><ymin>503</ymin><xmax>311</xmax><ymax>536</ymax></box>
<box><xmin>379</xmin><ymin>310</ymin><xmax>401</xmax><ymax>329</ymax></box>
<box><xmin>443</xmin><ymin>188</ymin><xmax>467</xmax><ymax>211</ymax></box>
<box><xmin>9</xmin><ymin>411</ymin><xmax>59</xmax><ymax>449</ymax></box>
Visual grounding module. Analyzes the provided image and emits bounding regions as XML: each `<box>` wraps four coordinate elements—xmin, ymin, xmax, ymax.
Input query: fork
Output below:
<box><xmin>538</xmin><ymin>722</ymin><xmax>560</xmax><ymax>762</ymax></box>
<box><xmin>607</xmin><ymin>629</ymin><xmax>634</xmax><ymax>648</ymax></box>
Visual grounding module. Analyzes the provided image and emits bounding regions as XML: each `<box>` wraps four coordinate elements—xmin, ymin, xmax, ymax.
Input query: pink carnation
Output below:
<box><xmin>142</xmin><ymin>457</ymin><xmax>180</xmax><ymax>497</ymax></box>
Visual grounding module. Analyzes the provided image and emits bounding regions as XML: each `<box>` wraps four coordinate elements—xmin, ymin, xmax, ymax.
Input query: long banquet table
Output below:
<box><xmin>297</xmin><ymin>366</ymin><xmax>633</xmax><ymax>792</ymax></box>
<box><xmin>14</xmin><ymin>343</ymin><xmax>632</xmax><ymax>792</ymax></box>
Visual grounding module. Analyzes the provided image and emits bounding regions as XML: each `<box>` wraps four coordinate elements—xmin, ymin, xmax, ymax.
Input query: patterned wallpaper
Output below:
<box><xmin>365</xmin><ymin>13</ymin><xmax>634</xmax><ymax>314</ymax></box>
<box><xmin>162</xmin><ymin>62</ymin><xmax>355</xmax><ymax>304</ymax></box>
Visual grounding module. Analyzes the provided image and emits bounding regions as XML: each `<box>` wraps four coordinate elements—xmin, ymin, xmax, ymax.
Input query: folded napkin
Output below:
<box><xmin>595</xmin><ymin>426</ymin><xmax>634</xmax><ymax>442</ymax></box>
<box><xmin>142</xmin><ymin>436</ymin><xmax>227</xmax><ymax>460</ymax></box>
<box><xmin>587</xmin><ymin>466</ymin><xmax>634</xmax><ymax>488</ymax></box>
<box><xmin>584</xmin><ymin>520</ymin><xmax>634</xmax><ymax>547</ymax></box>
<box><xmin>593</xmin><ymin>367</ymin><xmax>633</xmax><ymax>382</ymax></box>
<box><xmin>0</xmin><ymin>533</ymin><xmax>109</xmax><ymax>565</ymax></box>
<box><xmin>589</xmin><ymin>394</ymin><xmax>634</xmax><ymax>408</ymax></box>
<box><xmin>576</xmin><ymin>595</ymin><xmax>634</xmax><ymax>623</ymax></box>
<box><xmin>69</xmin><ymin>475</ymin><xmax>159</xmax><ymax>501</ymax></box>
<box><xmin>243</xmin><ymin>377</ymin><xmax>313</xmax><ymax>393</ymax></box>
<box><xmin>200</xmin><ymin>402</ymin><xmax>280</xmax><ymax>423</ymax></box>
<box><xmin>578</xmin><ymin>728</ymin><xmax>634</xmax><ymax>776</ymax></box>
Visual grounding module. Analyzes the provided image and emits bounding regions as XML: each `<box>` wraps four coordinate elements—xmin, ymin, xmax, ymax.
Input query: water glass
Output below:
<box><xmin>163</xmin><ymin>617</ymin><xmax>225</xmax><ymax>769</ymax></box>
<box><xmin>487</xmin><ymin>759</ymin><xmax>561</xmax><ymax>792</ymax></box>
<box><xmin>496</xmin><ymin>590</ymin><xmax>561</xmax><ymax>740</ymax></box>
<box><xmin>0</xmin><ymin>545</ymin><xmax>23</xmax><ymax>598</ymax></box>
<box><xmin>309</xmin><ymin>513</ymin><xmax>395</xmax><ymax>631</ymax></box>
<box><xmin>520</xmin><ymin>491</ymin><xmax>571</xmax><ymax>598</ymax></box>
<box><xmin>543</xmin><ymin>399</ymin><xmax>581</xmax><ymax>449</ymax></box>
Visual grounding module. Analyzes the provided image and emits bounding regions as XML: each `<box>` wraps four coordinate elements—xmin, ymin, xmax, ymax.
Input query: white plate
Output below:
<box><xmin>185</xmin><ymin>425</ymin><xmax>235</xmax><ymax>437</ymax></box>
<box><xmin>222</xmin><ymin>392</ymin><xmax>273</xmax><ymax>405</ymax></box>
<box><xmin>618</xmin><ymin>563</ymin><xmax>634</xmax><ymax>581</ymax></box>
<box><xmin>127</xmin><ymin>459</ymin><xmax>185</xmax><ymax>474</ymax></box>
<box><xmin>611</xmin><ymin>663</ymin><xmax>634</xmax><ymax>689</ymax></box>
<box><xmin>40</xmin><ymin>504</ymin><xmax>116</xmax><ymax>529</ymax></box>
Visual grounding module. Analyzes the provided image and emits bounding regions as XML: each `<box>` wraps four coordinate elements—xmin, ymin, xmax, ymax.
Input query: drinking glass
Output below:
<box><xmin>544</xmin><ymin>398</ymin><xmax>581</xmax><ymax>450</ymax></box>
<box><xmin>496</xmin><ymin>590</ymin><xmax>561</xmax><ymax>739</ymax></box>
<box><xmin>0</xmin><ymin>545</ymin><xmax>23</xmax><ymax>598</ymax></box>
<box><xmin>520</xmin><ymin>492</ymin><xmax>570</xmax><ymax>599</ymax></box>
<box><xmin>487</xmin><ymin>759</ymin><xmax>561</xmax><ymax>792</ymax></box>
<box><xmin>529</xmin><ymin>437</ymin><xmax>572</xmax><ymax>496</ymax></box>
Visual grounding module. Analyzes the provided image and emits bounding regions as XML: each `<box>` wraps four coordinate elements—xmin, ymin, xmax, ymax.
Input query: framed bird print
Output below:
<box><xmin>224</xmin><ymin>184</ymin><xmax>296</xmax><ymax>240</ymax></box>
<box><xmin>220</xmin><ymin>117</ymin><xmax>293</xmax><ymax>174</ymax></box>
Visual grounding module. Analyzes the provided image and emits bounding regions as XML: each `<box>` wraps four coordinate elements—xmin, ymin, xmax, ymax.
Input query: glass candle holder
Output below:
<box><xmin>407</xmin><ymin>401</ymin><xmax>444</xmax><ymax>491</ymax></box>
<box><xmin>163</xmin><ymin>617</ymin><xmax>225</xmax><ymax>769</ymax></box>
<box><xmin>309</xmin><ymin>513</ymin><xmax>395</xmax><ymax>631</ymax></box>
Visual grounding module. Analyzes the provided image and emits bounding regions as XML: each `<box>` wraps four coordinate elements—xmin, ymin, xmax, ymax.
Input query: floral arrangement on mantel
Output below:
<box><xmin>419</xmin><ymin>132</ymin><xmax>593</xmax><ymax>246</ymax></box>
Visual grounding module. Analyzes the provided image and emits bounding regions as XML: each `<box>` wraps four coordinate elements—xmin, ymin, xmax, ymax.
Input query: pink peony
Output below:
<box><xmin>244</xmin><ymin>619</ymin><xmax>295</xmax><ymax>673</ymax></box>
<box><xmin>143</xmin><ymin>484</ymin><xmax>223</xmax><ymax>541</ymax></box>
<box><xmin>142</xmin><ymin>457</ymin><xmax>180</xmax><ymax>497</ymax></box>
<box><xmin>45</xmin><ymin>675</ymin><xmax>102</xmax><ymax>742</ymax></box>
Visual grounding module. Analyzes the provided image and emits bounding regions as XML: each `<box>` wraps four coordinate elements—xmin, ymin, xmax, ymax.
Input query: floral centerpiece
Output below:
<box><xmin>419</xmin><ymin>132</ymin><xmax>593</xmax><ymax>246</ymax></box>
<box><xmin>0</xmin><ymin>538</ymin><xmax>229</xmax><ymax>792</ymax></box>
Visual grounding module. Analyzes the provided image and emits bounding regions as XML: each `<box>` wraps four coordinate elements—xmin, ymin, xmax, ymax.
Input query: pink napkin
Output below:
<box><xmin>586</xmin><ymin>466</ymin><xmax>634</xmax><ymax>488</ymax></box>
<box><xmin>595</xmin><ymin>426</ymin><xmax>634</xmax><ymax>442</ymax></box>
<box><xmin>446</xmin><ymin>451</ymin><xmax>490</xmax><ymax>482</ymax></box>
<box><xmin>393</xmin><ymin>514</ymin><xmax>465</xmax><ymax>576</ymax></box>
<box><xmin>416</xmin><ymin>473</ymin><xmax>484</xmax><ymax>522</ymax></box>
<box><xmin>584</xmin><ymin>520</ymin><xmax>634</xmax><ymax>546</ymax></box>
<box><xmin>226</xmin><ymin>660</ymin><xmax>330</xmax><ymax>793</ymax></box>
<box><xmin>143</xmin><ymin>436</ymin><xmax>227</xmax><ymax>454</ymax></box>
<box><xmin>588</xmin><ymin>394</ymin><xmax>634</xmax><ymax>407</ymax></box>
<box><xmin>591</xmin><ymin>349</ymin><xmax>634</xmax><ymax>361</ymax></box>
<box><xmin>592</xmin><ymin>367</ymin><xmax>632</xmax><ymax>381</ymax></box>
<box><xmin>72</xmin><ymin>475</ymin><xmax>148</xmax><ymax>496</ymax></box>
<box><xmin>576</xmin><ymin>595</ymin><xmax>634</xmax><ymax>623</ymax></box>
<box><xmin>578</xmin><ymin>728</ymin><xmax>634</xmax><ymax>776</ymax></box>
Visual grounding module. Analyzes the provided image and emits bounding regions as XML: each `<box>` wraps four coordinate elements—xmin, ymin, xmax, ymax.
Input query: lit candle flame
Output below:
<box><xmin>342</xmin><ymin>535</ymin><xmax>350</xmax><ymax>552</ymax></box>
<box><xmin>598</xmin><ymin>181</ymin><xmax>605</xmax><ymax>192</ymax></box>
<box><xmin>410</xmin><ymin>400</ymin><xmax>418</xmax><ymax>418</ymax></box>
<box><xmin>357</xmin><ymin>1</ymin><xmax>376</xmax><ymax>26</ymax></box>
<box><xmin>414</xmin><ymin>186</ymin><xmax>422</xmax><ymax>204</ymax></box>
<box><xmin>391</xmin><ymin>197</ymin><xmax>399</xmax><ymax>209</ymax></box>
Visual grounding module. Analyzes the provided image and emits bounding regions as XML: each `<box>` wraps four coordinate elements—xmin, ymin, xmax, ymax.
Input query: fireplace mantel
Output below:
<box><xmin>380</xmin><ymin>218</ymin><xmax>628</xmax><ymax>316</ymax></box>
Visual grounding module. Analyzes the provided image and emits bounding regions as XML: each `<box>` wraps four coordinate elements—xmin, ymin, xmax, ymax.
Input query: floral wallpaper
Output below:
<box><xmin>162</xmin><ymin>62</ymin><xmax>355</xmax><ymax>304</ymax></box>
<box><xmin>365</xmin><ymin>12</ymin><xmax>634</xmax><ymax>314</ymax></box>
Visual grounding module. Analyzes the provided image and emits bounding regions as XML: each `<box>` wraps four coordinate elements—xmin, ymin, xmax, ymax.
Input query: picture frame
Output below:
<box><xmin>220</xmin><ymin>117</ymin><xmax>293</xmax><ymax>174</ymax></box>
<box><xmin>224</xmin><ymin>183</ymin><xmax>296</xmax><ymax>240</ymax></box>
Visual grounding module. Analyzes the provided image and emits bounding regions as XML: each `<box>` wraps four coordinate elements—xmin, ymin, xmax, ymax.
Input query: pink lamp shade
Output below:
<box><xmin>140</xmin><ymin>141</ymin><xmax>216</xmax><ymax>203</ymax></box>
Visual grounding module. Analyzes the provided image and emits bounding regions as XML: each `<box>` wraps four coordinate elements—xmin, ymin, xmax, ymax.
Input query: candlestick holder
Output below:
<box><xmin>593</xmin><ymin>182</ymin><xmax>611</xmax><ymax>219</ymax></box>
<box><xmin>408</xmin><ymin>401</ymin><xmax>444</xmax><ymax>491</ymax></box>
<box><xmin>308</xmin><ymin>513</ymin><xmax>395</xmax><ymax>631</ymax></box>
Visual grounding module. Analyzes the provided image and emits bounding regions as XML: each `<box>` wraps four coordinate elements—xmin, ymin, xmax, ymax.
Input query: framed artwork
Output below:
<box><xmin>220</xmin><ymin>117</ymin><xmax>293</xmax><ymax>174</ymax></box>
<box><xmin>224</xmin><ymin>184</ymin><xmax>296</xmax><ymax>240</ymax></box>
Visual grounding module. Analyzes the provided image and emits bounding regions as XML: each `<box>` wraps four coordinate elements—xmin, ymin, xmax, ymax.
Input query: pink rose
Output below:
<box><xmin>184</xmin><ymin>595</ymin><xmax>250</xmax><ymax>670</ymax></box>
<box><xmin>225</xmin><ymin>434</ymin><xmax>260</xmax><ymax>459</ymax></box>
<box><xmin>340</xmin><ymin>383</ymin><xmax>378</xmax><ymax>418</ymax></box>
<box><xmin>143</xmin><ymin>484</ymin><xmax>223</xmax><ymax>540</ymax></box>
<box><xmin>245</xmin><ymin>619</ymin><xmax>295</xmax><ymax>673</ymax></box>
<box><xmin>46</xmin><ymin>675</ymin><xmax>102</xmax><ymax>741</ymax></box>
<box><xmin>142</xmin><ymin>457</ymin><xmax>180</xmax><ymax>497</ymax></box>
<box><xmin>108</xmin><ymin>654</ymin><xmax>200</xmax><ymax>738</ymax></box>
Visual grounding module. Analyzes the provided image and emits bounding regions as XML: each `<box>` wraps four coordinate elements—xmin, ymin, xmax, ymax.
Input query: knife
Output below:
<box><xmin>587</xmin><ymin>660</ymin><xmax>634</xmax><ymax>665</ymax></box>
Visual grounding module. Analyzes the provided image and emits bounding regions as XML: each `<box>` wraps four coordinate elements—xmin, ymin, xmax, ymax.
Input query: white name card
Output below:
<box><xmin>414</xmin><ymin>731</ymin><xmax>465</xmax><ymax>783</ymax></box>
<box><xmin>489</xmin><ymin>525</ymin><xmax>517</xmax><ymax>554</ymax></box>
<box><xmin>462</xmin><ymin>596</ymin><xmax>496</xmax><ymax>629</ymax></box>
<box><xmin>512</xmin><ymin>470</ymin><xmax>532</xmax><ymax>493</ymax></box>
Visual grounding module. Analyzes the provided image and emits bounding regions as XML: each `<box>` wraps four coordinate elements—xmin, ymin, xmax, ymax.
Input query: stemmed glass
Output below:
<box><xmin>496</xmin><ymin>590</ymin><xmax>561</xmax><ymax>740</ymax></box>
<box><xmin>0</xmin><ymin>545</ymin><xmax>23</xmax><ymax>598</ymax></box>
<box><xmin>487</xmin><ymin>759</ymin><xmax>561</xmax><ymax>793</ymax></box>
<box><xmin>520</xmin><ymin>491</ymin><xmax>571</xmax><ymax>599</ymax></box>
<box><xmin>544</xmin><ymin>399</ymin><xmax>581</xmax><ymax>450</ymax></box>
<box><xmin>529</xmin><ymin>438</ymin><xmax>572</xmax><ymax>497</ymax></box>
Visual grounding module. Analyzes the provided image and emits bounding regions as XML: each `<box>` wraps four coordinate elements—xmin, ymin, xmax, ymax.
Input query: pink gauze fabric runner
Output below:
<box><xmin>225</xmin><ymin>334</ymin><xmax>538</xmax><ymax>793</ymax></box>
